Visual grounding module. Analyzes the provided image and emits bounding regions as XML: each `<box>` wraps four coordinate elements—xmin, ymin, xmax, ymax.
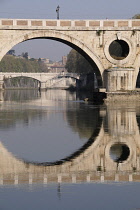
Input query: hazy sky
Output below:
<box><xmin>0</xmin><ymin>0</ymin><xmax>140</xmax><ymax>61</ymax></box>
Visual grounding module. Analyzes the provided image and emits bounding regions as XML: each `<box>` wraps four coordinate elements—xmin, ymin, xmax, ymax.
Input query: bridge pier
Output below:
<box><xmin>0</xmin><ymin>90</ymin><xmax>4</xmax><ymax>101</ymax></box>
<box><xmin>106</xmin><ymin>68</ymin><xmax>135</xmax><ymax>92</ymax></box>
<box><xmin>40</xmin><ymin>82</ymin><xmax>46</xmax><ymax>90</ymax></box>
<box><xmin>0</xmin><ymin>80</ymin><xmax>4</xmax><ymax>90</ymax></box>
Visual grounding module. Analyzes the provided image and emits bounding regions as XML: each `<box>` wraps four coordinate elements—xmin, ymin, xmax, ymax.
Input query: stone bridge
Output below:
<box><xmin>1</xmin><ymin>19</ymin><xmax>140</xmax><ymax>91</ymax></box>
<box><xmin>0</xmin><ymin>103</ymin><xmax>140</xmax><ymax>186</ymax></box>
<box><xmin>0</xmin><ymin>72</ymin><xmax>80</xmax><ymax>89</ymax></box>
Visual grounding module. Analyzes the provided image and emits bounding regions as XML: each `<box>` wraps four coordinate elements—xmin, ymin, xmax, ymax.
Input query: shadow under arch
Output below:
<box><xmin>1</xmin><ymin>30</ymin><xmax>104</xmax><ymax>87</ymax></box>
<box><xmin>136</xmin><ymin>68</ymin><xmax>140</xmax><ymax>88</ymax></box>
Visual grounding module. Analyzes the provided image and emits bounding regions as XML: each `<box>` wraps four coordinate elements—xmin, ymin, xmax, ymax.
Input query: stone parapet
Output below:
<box><xmin>0</xmin><ymin>19</ymin><xmax>140</xmax><ymax>30</ymax></box>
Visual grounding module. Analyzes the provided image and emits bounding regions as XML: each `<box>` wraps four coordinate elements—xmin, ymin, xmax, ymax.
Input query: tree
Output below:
<box><xmin>0</xmin><ymin>55</ymin><xmax>48</xmax><ymax>73</ymax></box>
<box><xmin>38</xmin><ymin>58</ymin><xmax>42</xmax><ymax>63</ymax></box>
<box><xmin>132</xmin><ymin>14</ymin><xmax>140</xmax><ymax>19</ymax></box>
<box><xmin>22</xmin><ymin>52</ymin><xmax>28</xmax><ymax>59</ymax></box>
<box><xmin>65</xmin><ymin>49</ymin><xmax>93</xmax><ymax>74</ymax></box>
<box><xmin>7</xmin><ymin>50</ymin><xmax>15</xmax><ymax>56</ymax></box>
<box><xmin>65</xmin><ymin>49</ymin><xmax>77</xmax><ymax>73</ymax></box>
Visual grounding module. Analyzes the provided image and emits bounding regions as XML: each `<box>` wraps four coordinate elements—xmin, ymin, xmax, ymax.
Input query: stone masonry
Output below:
<box><xmin>0</xmin><ymin>19</ymin><xmax>140</xmax><ymax>91</ymax></box>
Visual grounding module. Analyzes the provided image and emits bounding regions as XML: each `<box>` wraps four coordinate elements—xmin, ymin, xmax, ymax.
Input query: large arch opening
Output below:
<box><xmin>0</xmin><ymin>31</ymin><xmax>103</xmax><ymax>89</ymax></box>
<box><xmin>47</xmin><ymin>37</ymin><xmax>103</xmax><ymax>87</ymax></box>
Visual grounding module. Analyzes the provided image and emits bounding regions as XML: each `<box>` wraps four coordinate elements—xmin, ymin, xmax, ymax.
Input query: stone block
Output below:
<box><xmin>75</xmin><ymin>21</ymin><xmax>86</xmax><ymax>27</ymax></box>
<box><xmin>60</xmin><ymin>21</ymin><xmax>71</xmax><ymax>26</ymax></box>
<box><xmin>17</xmin><ymin>20</ymin><xmax>28</xmax><ymax>26</ymax></box>
<box><xmin>133</xmin><ymin>174</ymin><xmax>140</xmax><ymax>181</ymax></box>
<box><xmin>2</xmin><ymin>20</ymin><xmax>13</xmax><ymax>25</ymax></box>
<box><xmin>118</xmin><ymin>21</ymin><xmax>128</xmax><ymax>27</ymax></box>
<box><xmin>132</xmin><ymin>21</ymin><xmax>140</xmax><ymax>27</ymax></box>
<box><xmin>46</xmin><ymin>21</ymin><xmax>57</xmax><ymax>26</ymax></box>
<box><xmin>119</xmin><ymin>175</ymin><xmax>129</xmax><ymax>181</ymax></box>
<box><xmin>104</xmin><ymin>21</ymin><xmax>114</xmax><ymax>27</ymax></box>
<box><xmin>31</xmin><ymin>21</ymin><xmax>42</xmax><ymax>26</ymax></box>
<box><xmin>89</xmin><ymin>21</ymin><xmax>100</xmax><ymax>26</ymax></box>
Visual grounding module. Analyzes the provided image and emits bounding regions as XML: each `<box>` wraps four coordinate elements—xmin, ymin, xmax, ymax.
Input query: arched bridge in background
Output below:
<box><xmin>0</xmin><ymin>72</ymin><xmax>80</xmax><ymax>89</ymax></box>
<box><xmin>0</xmin><ymin>19</ymin><xmax>140</xmax><ymax>91</ymax></box>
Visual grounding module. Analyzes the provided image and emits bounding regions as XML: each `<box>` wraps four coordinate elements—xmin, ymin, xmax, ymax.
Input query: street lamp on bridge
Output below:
<box><xmin>56</xmin><ymin>5</ymin><xmax>60</xmax><ymax>19</ymax></box>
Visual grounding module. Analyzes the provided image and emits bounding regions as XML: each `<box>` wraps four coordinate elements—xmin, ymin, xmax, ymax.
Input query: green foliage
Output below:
<box><xmin>0</xmin><ymin>55</ymin><xmax>48</xmax><ymax>73</ymax></box>
<box><xmin>22</xmin><ymin>52</ymin><xmax>28</xmax><ymax>59</ymax></box>
<box><xmin>7</xmin><ymin>50</ymin><xmax>15</xmax><ymax>56</ymax></box>
<box><xmin>65</xmin><ymin>49</ymin><xmax>93</xmax><ymax>73</ymax></box>
<box><xmin>132</xmin><ymin>14</ymin><xmax>140</xmax><ymax>19</ymax></box>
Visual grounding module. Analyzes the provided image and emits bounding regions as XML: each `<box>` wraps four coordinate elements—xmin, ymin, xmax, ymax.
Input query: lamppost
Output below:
<box><xmin>56</xmin><ymin>5</ymin><xmax>60</xmax><ymax>19</ymax></box>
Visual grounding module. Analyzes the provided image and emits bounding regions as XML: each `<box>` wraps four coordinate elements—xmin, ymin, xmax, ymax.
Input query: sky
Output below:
<box><xmin>0</xmin><ymin>0</ymin><xmax>140</xmax><ymax>61</ymax></box>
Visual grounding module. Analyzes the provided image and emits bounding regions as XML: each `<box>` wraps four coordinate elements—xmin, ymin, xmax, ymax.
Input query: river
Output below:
<box><xmin>0</xmin><ymin>89</ymin><xmax>140</xmax><ymax>210</ymax></box>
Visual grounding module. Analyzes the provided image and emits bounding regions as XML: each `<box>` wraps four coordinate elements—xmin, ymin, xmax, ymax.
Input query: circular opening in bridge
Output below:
<box><xmin>109</xmin><ymin>40</ymin><xmax>129</xmax><ymax>60</ymax></box>
<box><xmin>109</xmin><ymin>143</ymin><xmax>130</xmax><ymax>163</ymax></box>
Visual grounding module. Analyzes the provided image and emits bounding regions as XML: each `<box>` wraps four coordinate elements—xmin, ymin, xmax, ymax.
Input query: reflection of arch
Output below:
<box><xmin>1</xmin><ymin>30</ymin><xmax>104</xmax><ymax>86</ymax></box>
<box><xmin>28</xmin><ymin>115</ymin><xmax>103</xmax><ymax>166</ymax></box>
<box><xmin>0</xmin><ymin>114</ymin><xmax>103</xmax><ymax>167</ymax></box>
<box><xmin>103</xmin><ymin>103</ymin><xmax>140</xmax><ymax>172</ymax></box>
<box><xmin>1</xmin><ymin>105</ymin><xmax>140</xmax><ymax>184</ymax></box>
<box><xmin>3</xmin><ymin>89</ymin><xmax>41</xmax><ymax>102</ymax></box>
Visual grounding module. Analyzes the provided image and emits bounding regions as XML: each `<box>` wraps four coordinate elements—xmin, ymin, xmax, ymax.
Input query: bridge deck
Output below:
<box><xmin>0</xmin><ymin>19</ymin><xmax>140</xmax><ymax>30</ymax></box>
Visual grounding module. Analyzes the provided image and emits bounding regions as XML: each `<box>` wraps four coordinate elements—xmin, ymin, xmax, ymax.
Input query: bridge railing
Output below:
<box><xmin>0</xmin><ymin>19</ymin><xmax>140</xmax><ymax>30</ymax></box>
<box><xmin>58</xmin><ymin>72</ymin><xmax>80</xmax><ymax>77</ymax></box>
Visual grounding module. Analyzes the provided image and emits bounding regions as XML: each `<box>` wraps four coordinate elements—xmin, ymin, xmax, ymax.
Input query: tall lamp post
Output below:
<box><xmin>56</xmin><ymin>5</ymin><xmax>60</xmax><ymax>19</ymax></box>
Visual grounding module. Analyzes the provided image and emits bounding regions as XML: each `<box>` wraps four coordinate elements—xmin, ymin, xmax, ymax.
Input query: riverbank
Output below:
<box><xmin>83</xmin><ymin>90</ymin><xmax>140</xmax><ymax>103</ymax></box>
<box><xmin>105</xmin><ymin>90</ymin><xmax>140</xmax><ymax>102</ymax></box>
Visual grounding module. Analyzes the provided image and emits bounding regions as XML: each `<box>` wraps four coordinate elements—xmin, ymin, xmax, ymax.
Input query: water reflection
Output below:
<box><xmin>0</xmin><ymin>89</ymin><xmax>102</xmax><ymax>163</ymax></box>
<box><xmin>0</xmin><ymin>90</ymin><xmax>140</xmax><ymax>185</ymax></box>
<box><xmin>110</xmin><ymin>144</ymin><xmax>130</xmax><ymax>163</ymax></box>
<box><xmin>0</xmin><ymin>89</ymin><xmax>41</xmax><ymax>101</ymax></box>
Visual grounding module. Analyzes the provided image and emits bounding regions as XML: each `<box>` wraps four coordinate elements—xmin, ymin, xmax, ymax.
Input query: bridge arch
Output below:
<box><xmin>1</xmin><ymin>30</ymin><xmax>104</xmax><ymax>86</ymax></box>
<box><xmin>3</xmin><ymin>75</ymin><xmax>41</xmax><ymax>89</ymax></box>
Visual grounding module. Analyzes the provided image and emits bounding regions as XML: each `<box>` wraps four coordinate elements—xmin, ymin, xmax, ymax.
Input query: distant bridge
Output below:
<box><xmin>0</xmin><ymin>72</ymin><xmax>80</xmax><ymax>89</ymax></box>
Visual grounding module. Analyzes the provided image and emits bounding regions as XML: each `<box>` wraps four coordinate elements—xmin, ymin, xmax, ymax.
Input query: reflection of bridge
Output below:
<box><xmin>0</xmin><ymin>72</ymin><xmax>80</xmax><ymax>89</ymax></box>
<box><xmin>1</xmin><ymin>103</ymin><xmax>140</xmax><ymax>185</ymax></box>
<box><xmin>1</xmin><ymin>19</ymin><xmax>140</xmax><ymax>91</ymax></box>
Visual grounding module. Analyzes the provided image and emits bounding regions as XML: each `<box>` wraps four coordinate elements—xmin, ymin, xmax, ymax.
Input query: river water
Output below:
<box><xmin>0</xmin><ymin>89</ymin><xmax>140</xmax><ymax>210</ymax></box>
